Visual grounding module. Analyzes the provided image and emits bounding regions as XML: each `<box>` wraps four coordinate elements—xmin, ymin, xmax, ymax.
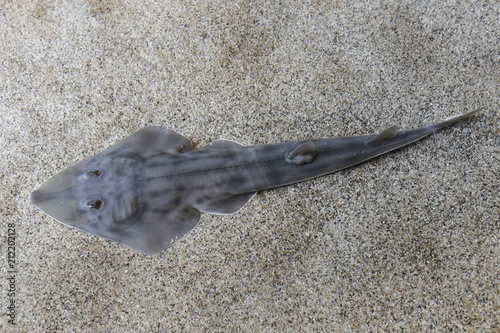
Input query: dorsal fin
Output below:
<box><xmin>368</xmin><ymin>125</ymin><xmax>398</xmax><ymax>144</ymax></box>
<box><xmin>288</xmin><ymin>141</ymin><xmax>315</xmax><ymax>158</ymax></box>
<box><xmin>287</xmin><ymin>141</ymin><xmax>317</xmax><ymax>165</ymax></box>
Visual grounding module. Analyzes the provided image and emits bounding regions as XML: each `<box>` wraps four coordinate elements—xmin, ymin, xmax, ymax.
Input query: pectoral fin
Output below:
<box><xmin>106</xmin><ymin>205</ymin><xmax>201</xmax><ymax>255</ymax></box>
<box><xmin>110</xmin><ymin>127</ymin><xmax>194</xmax><ymax>158</ymax></box>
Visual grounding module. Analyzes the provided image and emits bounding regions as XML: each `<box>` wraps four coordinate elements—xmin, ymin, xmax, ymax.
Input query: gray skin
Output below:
<box><xmin>30</xmin><ymin>109</ymin><xmax>480</xmax><ymax>254</ymax></box>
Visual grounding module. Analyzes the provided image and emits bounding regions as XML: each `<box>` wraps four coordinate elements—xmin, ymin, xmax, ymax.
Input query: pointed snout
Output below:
<box><xmin>30</xmin><ymin>165</ymin><xmax>86</xmax><ymax>226</ymax></box>
<box><xmin>29</xmin><ymin>189</ymin><xmax>50</xmax><ymax>206</ymax></box>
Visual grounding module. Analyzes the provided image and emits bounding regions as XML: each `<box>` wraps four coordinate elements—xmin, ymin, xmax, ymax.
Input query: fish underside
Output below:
<box><xmin>30</xmin><ymin>110</ymin><xmax>480</xmax><ymax>254</ymax></box>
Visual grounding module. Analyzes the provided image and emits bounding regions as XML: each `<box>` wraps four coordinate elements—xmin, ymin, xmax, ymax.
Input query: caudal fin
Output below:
<box><xmin>429</xmin><ymin>107</ymin><xmax>483</xmax><ymax>132</ymax></box>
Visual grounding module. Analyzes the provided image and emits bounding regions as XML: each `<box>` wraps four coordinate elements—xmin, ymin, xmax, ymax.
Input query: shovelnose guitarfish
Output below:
<box><xmin>30</xmin><ymin>109</ymin><xmax>480</xmax><ymax>254</ymax></box>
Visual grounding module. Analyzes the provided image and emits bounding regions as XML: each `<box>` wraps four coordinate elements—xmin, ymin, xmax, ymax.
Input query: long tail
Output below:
<box><xmin>361</xmin><ymin>107</ymin><xmax>484</xmax><ymax>154</ymax></box>
<box><xmin>427</xmin><ymin>107</ymin><xmax>483</xmax><ymax>132</ymax></box>
<box><xmin>227</xmin><ymin>108</ymin><xmax>482</xmax><ymax>192</ymax></box>
<box><xmin>275</xmin><ymin>108</ymin><xmax>483</xmax><ymax>186</ymax></box>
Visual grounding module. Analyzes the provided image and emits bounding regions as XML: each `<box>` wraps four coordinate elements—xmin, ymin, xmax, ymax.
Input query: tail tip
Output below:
<box><xmin>443</xmin><ymin>107</ymin><xmax>484</xmax><ymax>123</ymax></box>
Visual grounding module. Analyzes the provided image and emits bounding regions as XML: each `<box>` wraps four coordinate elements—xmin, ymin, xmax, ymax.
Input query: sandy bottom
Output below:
<box><xmin>1</xmin><ymin>1</ymin><xmax>498</xmax><ymax>331</ymax></box>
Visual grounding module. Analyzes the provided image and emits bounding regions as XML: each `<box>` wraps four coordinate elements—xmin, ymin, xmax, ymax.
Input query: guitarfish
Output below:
<box><xmin>30</xmin><ymin>109</ymin><xmax>480</xmax><ymax>254</ymax></box>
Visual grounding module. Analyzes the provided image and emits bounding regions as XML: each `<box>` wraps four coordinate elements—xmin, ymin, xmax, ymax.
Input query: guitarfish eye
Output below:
<box><xmin>86</xmin><ymin>199</ymin><xmax>104</xmax><ymax>210</ymax></box>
